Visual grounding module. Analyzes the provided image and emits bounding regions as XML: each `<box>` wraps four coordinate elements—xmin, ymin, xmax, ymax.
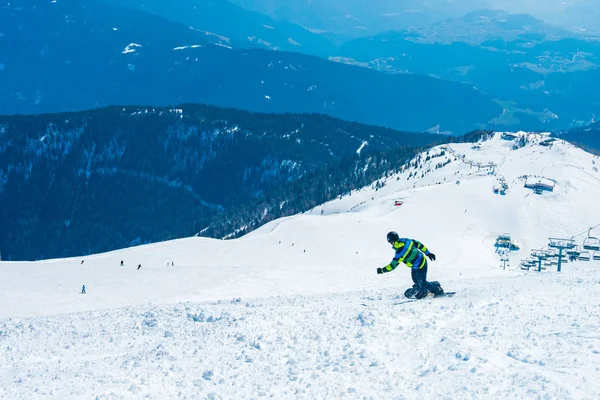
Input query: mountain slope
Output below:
<box><xmin>98</xmin><ymin>0</ymin><xmax>336</xmax><ymax>56</ymax></box>
<box><xmin>0</xmin><ymin>0</ymin><xmax>501</xmax><ymax>133</ymax></box>
<box><xmin>2</xmin><ymin>131</ymin><xmax>599</xmax><ymax>311</ymax></box>
<box><xmin>1</xmin><ymin>132</ymin><xmax>599</xmax><ymax>399</ymax></box>
<box><xmin>0</xmin><ymin>104</ymin><xmax>453</xmax><ymax>261</ymax></box>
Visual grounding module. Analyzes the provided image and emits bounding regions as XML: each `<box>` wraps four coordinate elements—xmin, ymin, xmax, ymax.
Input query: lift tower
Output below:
<box><xmin>548</xmin><ymin>238</ymin><xmax>576</xmax><ymax>272</ymax></box>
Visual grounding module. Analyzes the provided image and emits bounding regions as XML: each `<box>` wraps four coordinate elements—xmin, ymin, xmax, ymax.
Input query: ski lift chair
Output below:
<box><xmin>567</xmin><ymin>245</ymin><xmax>581</xmax><ymax>260</ymax></box>
<box><xmin>593</xmin><ymin>252</ymin><xmax>600</xmax><ymax>261</ymax></box>
<box><xmin>583</xmin><ymin>230</ymin><xmax>600</xmax><ymax>251</ymax></box>
<box><xmin>544</xmin><ymin>249</ymin><xmax>557</xmax><ymax>258</ymax></box>
<box><xmin>578</xmin><ymin>251</ymin><xmax>591</xmax><ymax>261</ymax></box>
<box><xmin>520</xmin><ymin>260</ymin><xmax>535</xmax><ymax>270</ymax></box>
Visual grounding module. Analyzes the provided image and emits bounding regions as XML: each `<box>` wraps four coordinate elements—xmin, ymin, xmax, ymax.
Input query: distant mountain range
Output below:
<box><xmin>549</xmin><ymin>0</ymin><xmax>600</xmax><ymax>35</ymax></box>
<box><xmin>227</xmin><ymin>0</ymin><xmax>487</xmax><ymax>38</ymax></box>
<box><xmin>0</xmin><ymin>104</ymin><xmax>459</xmax><ymax>261</ymax></box>
<box><xmin>1</xmin><ymin>0</ymin><xmax>597</xmax><ymax>133</ymax></box>
<box><xmin>334</xmin><ymin>10</ymin><xmax>600</xmax><ymax>131</ymax></box>
<box><xmin>402</xmin><ymin>9</ymin><xmax>580</xmax><ymax>45</ymax></box>
<box><xmin>226</xmin><ymin>0</ymin><xmax>595</xmax><ymax>38</ymax></box>
<box><xmin>0</xmin><ymin>0</ymin><xmax>501</xmax><ymax>134</ymax></box>
<box><xmin>97</xmin><ymin>0</ymin><xmax>336</xmax><ymax>56</ymax></box>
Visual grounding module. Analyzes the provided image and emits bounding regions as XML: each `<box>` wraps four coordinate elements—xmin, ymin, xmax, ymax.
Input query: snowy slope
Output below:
<box><xmin>1</xmin><ymin>132</ymin><xmax>600</xmax><ymax>399</ymax></box>
<box><xmin>1</xmin><ymin>268</ymin><xmax>599</xmax><ymax>399</ymax></box>
<box><xmin>3</xmin><ymin>131</ymin><xmax>597</xmax><ymax>317</ymax></box>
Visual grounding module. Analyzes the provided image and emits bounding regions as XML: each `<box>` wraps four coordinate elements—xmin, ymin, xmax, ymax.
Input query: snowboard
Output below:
<box><xmin>404</xmin><ymin>289</ymin><xmax>456</xmax><ymax>300</ymax></box>
<box><xmin>433</xmin><ymin>291</ymin><xmax>456</xmax><ymax>298</ymax></box>
<box><xmin>394</xmin><ymin>292</ymin><xmax>456</xmax><ymax>304</ymax></box>
<box><xmin>360</xmin><ymin>291</ymin><xmax>456</xmax><ymax>307</ymax></box>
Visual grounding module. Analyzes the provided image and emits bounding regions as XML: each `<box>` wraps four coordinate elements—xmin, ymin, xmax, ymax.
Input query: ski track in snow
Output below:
<box><xmin>1</xmin><ymin>132</ymin><xmax>600</xmax><ymax>399</ymax></box>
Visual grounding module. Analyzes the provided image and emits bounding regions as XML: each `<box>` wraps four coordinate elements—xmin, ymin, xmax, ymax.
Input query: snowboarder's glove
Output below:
<box><xmin>376</xmin><ymin>267</ymin><xmax>384</xmax><ymax>274</ymax></box>
<box><xmin>427</xmin><ymin>253</ymin><xmax>436</xmax><ymax>261</ymax></box>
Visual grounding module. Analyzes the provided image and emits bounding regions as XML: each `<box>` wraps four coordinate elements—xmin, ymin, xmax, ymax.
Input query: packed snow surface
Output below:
<box><xmin>1</xmin><ymin>132</ymin><xmax>600</xmax><ymax>399</ymax></box>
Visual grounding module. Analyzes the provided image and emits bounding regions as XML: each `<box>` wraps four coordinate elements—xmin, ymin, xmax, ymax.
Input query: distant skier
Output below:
<box><xmin>120</xmin><ymin>260</ymin><xmax>124</xmax><ymax>267</ymax></box>
<box><xmin>81</xmin><ymin>285</ymin><xmax>86</xmax><ymax>294</ymax></box>
<box><xmin>377</xmin><ymin>231</ymin><xmax>444</xmax><ymax>299</ymax></box>
<box><xmin>137</xmin><ymin>264</ymin><xmax>142</xmax><ymax>270</ymax></box>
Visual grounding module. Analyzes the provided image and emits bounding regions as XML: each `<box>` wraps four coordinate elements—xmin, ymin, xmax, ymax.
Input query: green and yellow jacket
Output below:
<box><xmin>381</xmin><ymin>238</ymin><xmax>431</xmax><ymax>272</ymax></box>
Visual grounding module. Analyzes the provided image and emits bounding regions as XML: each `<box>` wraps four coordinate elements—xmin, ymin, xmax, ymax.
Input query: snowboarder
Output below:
<box><xmin>81</xmin><ymin>285</ymin><xmax>86</xmax><ymax>294</ymax></box>
<box><xmin>120</xmin><ymin>260</ymin><xmax>124</xmax><ymax>267</ymax></box>
<box><xmin>137</xmin><ymin>264</ymin><xmax>142</xmax><ymax>270</ymax></box>
<box><xmin>377</xmin><ymin>231</ymin><xmax>444</xmax><ymax>299</ymax></box>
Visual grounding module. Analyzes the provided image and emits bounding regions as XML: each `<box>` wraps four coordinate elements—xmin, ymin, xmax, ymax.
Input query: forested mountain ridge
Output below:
<box><xmin>554</xmin><ymin>122</ymin><xmax>600</xmax><ymax>155</ymax></box>
<box><xmin>0</xmin><ymin>104</ymin><xmax>479</xmax><ymax>261</ymax></box>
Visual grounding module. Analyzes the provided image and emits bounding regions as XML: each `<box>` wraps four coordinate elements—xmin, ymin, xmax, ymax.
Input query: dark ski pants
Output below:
<box><xmin>411</xmin><ymin>262</ymin><xmax>431</xmax><ymax>291</ymax></box>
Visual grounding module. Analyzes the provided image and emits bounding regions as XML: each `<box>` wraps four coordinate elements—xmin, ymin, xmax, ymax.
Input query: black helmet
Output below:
<box><xmin>387</xmin><ymin>231</ymin><xmax>399</xmax><ymax>244</ymax></box>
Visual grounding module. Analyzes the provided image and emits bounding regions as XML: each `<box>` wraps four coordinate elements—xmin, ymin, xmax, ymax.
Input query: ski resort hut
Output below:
<box><xmin>501</xmin><ymin>132</ymin><xmax>519</xmax><ymax>141</ymax></box>
<box><xmin>539</xmin><ymin>138</ymin><xmax>557</xmax><ymax>147</ymax></box>
<box><xmin>524</xmin><ymin>177</ymin><xmax>555</xmax><ymax>193</ymax></box>
<box><xmin>496</xmin><ymin>233</ymin><xmax>511</xmax><ymax>245</ymax></box>
<box><xmin>495</xmin><ymin>234</ymin><xmax>520</xmax><ymax>251</ymax></box>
